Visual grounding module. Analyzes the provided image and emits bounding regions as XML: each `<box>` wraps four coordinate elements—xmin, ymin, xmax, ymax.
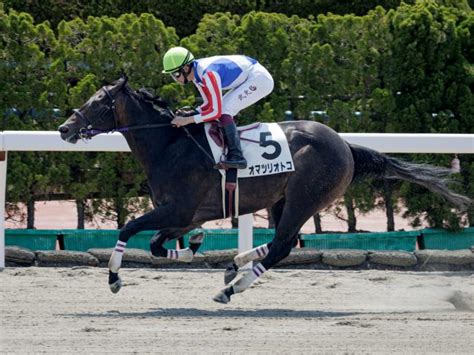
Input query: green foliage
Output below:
<box><xmin>90</xmin><ymin>153</ymin><xmax>151</xmax><ymax>228</ymax></box>
<box><xmin>56</xmin><ymin>13</ymin><xmax>178</xmax><ymax>88</ymax></box>
<box><xmin>2</xmin><ymin>0</ymin><xmax>411</xmax><ymax>38</ymax></box>
<box><xmin>381</xmin><ymin>1</ymin><xmax>473</xmax><ymax>228</ymax></box>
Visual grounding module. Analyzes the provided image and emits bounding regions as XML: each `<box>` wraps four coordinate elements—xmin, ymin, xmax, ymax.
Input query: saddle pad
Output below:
<box><xmin>205</xmin><ymin>122</ymin><xmax>295</xmax><ymax>178</ymax></box>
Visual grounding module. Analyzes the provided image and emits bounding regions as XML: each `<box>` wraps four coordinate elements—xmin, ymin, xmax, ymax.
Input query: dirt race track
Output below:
<box><xmin>1</xmin><ymin>267</ymin><xmax>473</xmax><ymax>354</ymax></box>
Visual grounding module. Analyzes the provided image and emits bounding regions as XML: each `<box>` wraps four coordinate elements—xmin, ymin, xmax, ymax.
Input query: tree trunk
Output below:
<box><xmin>76</xmin><ymin>199</ymin><xmax>85</xmax><ymax>229</ymax></box>
<box><xmin>115</xmin><ymin>199</ymin><xmax>125</xmax><ymax>229</ymax></box>
<box><xmin>27</xmin><ymin>197</ymin><xmax>35</xmax><ymax>229</ymax></box>
<box><xmin>344</xmin><ymin>196</ymin><xmax>357</xmax><ymax>233</ymax></box>
<box><xmin>313</xmin><ymin>213</ymin><xmax>322</xmax><ymax>233</ymax></box>
<box><xmin>267</xmin><ymin>208</ymin><xmax>275</xmax><ymax>228</ymax></box>
<box><xmin>383</xmin><ymin>180</ymin><xmax>395</xmax><ymax>231</ymax></box>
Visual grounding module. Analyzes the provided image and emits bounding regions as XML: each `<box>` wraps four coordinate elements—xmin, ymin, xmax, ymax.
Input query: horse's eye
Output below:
<box><xmin>90</xmin><ymin>101</ymin><xmax>100</xmax><ymax>109</ymax></box>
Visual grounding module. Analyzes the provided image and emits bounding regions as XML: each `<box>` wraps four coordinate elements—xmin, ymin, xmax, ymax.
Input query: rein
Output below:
<box><xmin>82</xmin><ymin>122</ymin><xmax>172</xmax><ymax>137</ymax></box>
<box><xmin>76</xmin><ymin>86</ymin><xmax>216</xmax><ymax>166</ymax></box>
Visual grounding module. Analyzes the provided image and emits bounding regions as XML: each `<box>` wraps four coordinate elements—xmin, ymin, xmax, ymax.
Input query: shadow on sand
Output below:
<box><xmin>62</xmin><ymin>308</ymin><xmax>363</xmax><ymax>319</ymax></box>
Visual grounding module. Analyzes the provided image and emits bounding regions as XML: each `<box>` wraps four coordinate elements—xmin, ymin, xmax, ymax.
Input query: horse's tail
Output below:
<box><xmin>349</xmin><ymin>144</ymin><xmax>472</xmax><ymax>211</ymax></box>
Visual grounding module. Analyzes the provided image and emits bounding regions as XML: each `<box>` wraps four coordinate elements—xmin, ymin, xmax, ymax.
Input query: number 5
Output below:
<box><xmin>259</xmin><ymin>132</ymin><xmax>282</xmax><ymax>160</ymax></box>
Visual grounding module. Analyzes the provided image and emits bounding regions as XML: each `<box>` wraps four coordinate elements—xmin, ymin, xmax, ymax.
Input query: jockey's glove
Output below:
<box><xmin>175</xmin><ymin>106</ymin><xmax>199</xmax><ymax>117</ymax></box>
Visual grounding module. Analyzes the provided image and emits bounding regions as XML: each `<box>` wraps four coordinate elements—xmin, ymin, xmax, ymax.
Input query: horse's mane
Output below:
<box><xmin>132</xmin><ymin>87</ymin><xmax>170</xmax><ymax>110</ymax></box>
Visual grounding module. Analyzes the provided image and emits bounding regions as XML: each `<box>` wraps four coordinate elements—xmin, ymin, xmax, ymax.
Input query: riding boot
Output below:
<box><xmin>220</xmin><ymin>116</ymin><xmax>247</xmax><ymax>169</ymax></box>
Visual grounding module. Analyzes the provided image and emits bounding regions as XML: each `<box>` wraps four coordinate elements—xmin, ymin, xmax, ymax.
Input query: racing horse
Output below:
<box><xmin>59</xmin><ymin>77</ymin><xmax>471</xmax><ymax>303</ymax></box>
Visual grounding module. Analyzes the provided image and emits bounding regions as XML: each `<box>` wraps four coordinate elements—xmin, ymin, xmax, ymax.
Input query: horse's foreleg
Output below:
<box><xmin>107</xmin><ymin>207</ymin><xmax>174</xmax><ymax>293</ymax></box>
<box><xmin>188</xmin><ymin>232</ymin><xmax>205</xmax><ymax>254</ymax></box>
<box><xmin>150</xmin><ymin>229</ymin><xmax>201</xmax><ymax>262</ymax></box>
<box><xmin>108</xmin><ymin>237</ymin><xmax>134</xmax><ymax>293</ymax></box>
<box><xmin>108</xmin><ymin>241</ymin><xmax>126</xmax><ymax>293</ymax></box>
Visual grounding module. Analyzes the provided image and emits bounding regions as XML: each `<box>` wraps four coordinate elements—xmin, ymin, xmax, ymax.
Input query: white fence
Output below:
<box><xmin>1</xmin><ymin>131</ymin><xmax>473</xmax><ymax>267</ymax></box>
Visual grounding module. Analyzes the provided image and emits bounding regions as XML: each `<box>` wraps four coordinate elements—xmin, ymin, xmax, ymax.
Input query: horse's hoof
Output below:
<box><xmin>110</xmin><ymin>278</ymin><xmax>122</xmax><ymax>294</ymax></box>
<box><xmin>189</xmin><ymin>232</ymin><xmax>204</xmax><ymax>245</ymax></box>
<box><xmin>213</xmin><ymin>287</ymin><xmax>233</xmax><ymax>304</ymax></box>
<box><xmin>224</xmin><ymin>264</ymin><xmax>238</xmax><ymax>285</ymax></box>
<box><xmin>109</xmin><ymin>271</ymin><xmax>122</xmax><ymax>294</ymax></box>
<box><xmin>213</xmin><ymin>290</ymin><xmax>231</xmax><ymax>304</ymax></box>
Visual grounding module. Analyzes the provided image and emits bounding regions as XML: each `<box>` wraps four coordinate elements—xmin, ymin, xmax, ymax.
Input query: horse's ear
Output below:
<box><xmin>116</xmin><ymin>72</ymin><xmax>128</xmax><ymax>88</ymax></box>
<box><xmin>119</xmin><ymin>72</ymin><xmax>128</xmax><ymax>86</ymax></box>
<box><xmin>120</xmin><ymin>72</ymin><xmax>128</xmax><ymax>84</ymax></box>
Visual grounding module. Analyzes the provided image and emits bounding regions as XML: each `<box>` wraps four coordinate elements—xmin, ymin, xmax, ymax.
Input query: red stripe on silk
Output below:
<box><xmin>199</xmin><ymin>84</ymin><xmax>211</xmax><ymax>113</ymax></box>
<box><xmin>201</xmin><ymin>72</ymin><xmax>222</xmax><ymax>122</ymax></box>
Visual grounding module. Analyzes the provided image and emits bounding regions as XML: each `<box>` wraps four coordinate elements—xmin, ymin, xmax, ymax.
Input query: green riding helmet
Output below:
<box><xmin>162</xmin><ymin>47</ymin><xmax>195</xmax><ymax>73</ymax></box>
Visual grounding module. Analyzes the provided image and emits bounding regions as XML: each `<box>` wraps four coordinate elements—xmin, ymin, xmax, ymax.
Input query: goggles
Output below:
<box><xmin>170</xmin><ymin>70</ymin><xmax>182</xmax><ymax>82</ymax></box>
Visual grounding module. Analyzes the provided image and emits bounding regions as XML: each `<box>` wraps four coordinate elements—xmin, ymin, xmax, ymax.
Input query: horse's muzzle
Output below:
<box><xmin>58</xmin><ymin>125</ymin><xmax>69</xmax><ymax>134</ymax></box>
<box><xmin>58</xmin><ymin>124</ymin><xmax>79</xmax><ymax>144</ymax></box>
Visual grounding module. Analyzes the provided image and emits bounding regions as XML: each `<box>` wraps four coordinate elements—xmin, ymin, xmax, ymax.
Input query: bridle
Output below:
<box><xmin>75</xmin><ymin>86</ymin><xmax>172</xmax><ymax>140</ymax></box>
<box><xmin>73</xmin><ymin>85</ymin><xmax>216</xmax><ymax>166</ymax></box>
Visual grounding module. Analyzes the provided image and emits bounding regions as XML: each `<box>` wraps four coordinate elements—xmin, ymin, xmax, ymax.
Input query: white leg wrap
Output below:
<box><xmin>167</xmin><ymin>248</ymin><xmax>193</xmax><ymax>262</ymax></box>
<box><xmin>234</xmin><ymin>244</ymin><xmax>269</xmax><ymax>267</ymax></box>
<box><xmin>108</xmin><ymin>241</ymin><xmax>126</xmax><ymax>273</ymax></box>
<box><xmin>232</xmin><ymin>263</ymin><xmax>266</xmax><ymax>294</ymax></box>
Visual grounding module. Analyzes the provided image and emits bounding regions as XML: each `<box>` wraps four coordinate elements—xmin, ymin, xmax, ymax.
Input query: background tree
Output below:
<box><xmin>2</xmin><ymin>0</ymin><xmax>416</xmax><ymax>38</ymax></box>
<box><xmin>383</xmin><ymin>0</ymin><xmax>473</xmax><ymax>229</ymax></box>
<box><xmin>1</xmin><ymin>1</ymin><xmax>471</xmax><ymax>231</ymax></box>
<box><xmin>54</xmin><ymin>14</ymin><xmax>178</xmax><ymax>228</ymax></box>
<box><xmin>0</xmin><ymin>9</ymin><xmax>65</xmax><ymax>228</ymax></box>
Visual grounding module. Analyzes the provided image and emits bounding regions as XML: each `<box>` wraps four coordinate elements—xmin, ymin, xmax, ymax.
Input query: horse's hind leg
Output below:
<box><xmin>214</xmin><ymin>218</ymin><xmax>302</xmax><ymax>303</ymax></box>
<box><xmin>214</xmin><ymin>182</ymin><xmax>345</xmax><ymax>303</ymax></box>
<box><xmin>224</xmin><ymin>242</ymin><xmax>270</xmax><ymax>285</ymax></box>
<box><xmin>235</xmin><ymin>198</ymin><xmax>286</xmax><ymax>266</ymax></box>
<box><xmin>224</xmin><ymin>199</ymin><xmax>286</xmax><ymax>284</ymax></box>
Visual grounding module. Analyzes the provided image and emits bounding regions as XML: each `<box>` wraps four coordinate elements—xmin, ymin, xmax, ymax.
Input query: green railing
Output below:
<box><xmin>59</xmin><ymin>229</ymin><xmax>177</xmax><ymax>252</ymax></box>
<box><xmin>5</xmin><ymin>229</ymin><xmax>58</xmax><ymax>251</ymax></box>
<box><xmin>419</xmin><ymin>228</ymin><xmax>474</xmax><ymax>250</ymax></box>
<box><xmin>5</xmin><ymin>227</ymin><xmax>474</xmax><ymax>252</ymax></box>
<box><xmin>181</xmin><ymin>228</ymin><xmax>276</xmax><ymax>251</ymax></box>
<box><xmin>300</xmin><ymin>231</ymin><xmax>420</xmax><ymax>251</ymax></box>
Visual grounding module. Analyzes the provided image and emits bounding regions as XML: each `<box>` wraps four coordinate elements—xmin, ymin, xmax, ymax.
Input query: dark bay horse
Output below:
<box><xmin>59</xmin><ymin>77</ymin><xmax>471</xmax><ymax>303</ymax></box>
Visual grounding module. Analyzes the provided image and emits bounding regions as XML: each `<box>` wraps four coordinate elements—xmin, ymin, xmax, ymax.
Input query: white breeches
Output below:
<box><xmin>222</xmin><ymin>63</ymin><xmax>274</xmax><ymax>117</ymax></box>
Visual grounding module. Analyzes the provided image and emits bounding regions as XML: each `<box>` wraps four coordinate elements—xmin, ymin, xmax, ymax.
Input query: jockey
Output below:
<box><xmin>162</xmin><ymin>46</ymin><xmax>274</xmax><ymax>169</ymax></box>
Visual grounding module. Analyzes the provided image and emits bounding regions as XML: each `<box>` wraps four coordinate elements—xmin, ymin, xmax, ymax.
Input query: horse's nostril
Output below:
<box><xmin>58</xmin><ymin>125</ymin><xmax>69</xmax><ymax>134</ymax></box>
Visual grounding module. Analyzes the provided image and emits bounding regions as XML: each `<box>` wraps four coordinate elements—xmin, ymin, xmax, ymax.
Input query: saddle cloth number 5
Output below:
<box><xmin>205</xmin><ymin>121</ymin><xmax>295</xmax><ymax>178</ymax></box>
<box><xmin>259</xmin><ymin>132</ymin><xmax>282</xmax><ymax>160</ymax></box>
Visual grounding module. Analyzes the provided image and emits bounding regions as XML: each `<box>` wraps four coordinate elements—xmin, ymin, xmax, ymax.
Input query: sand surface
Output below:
<box><xmin>1</xmin><ymin>267</ymin><xmax>473</xmax><ymax>354</ymax></box>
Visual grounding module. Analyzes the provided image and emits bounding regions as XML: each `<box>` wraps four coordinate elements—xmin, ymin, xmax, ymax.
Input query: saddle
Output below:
<box><xmin>208</xmin><ymin>121</ymin><xmax>261</xmax><ymax>151</ymax></box>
